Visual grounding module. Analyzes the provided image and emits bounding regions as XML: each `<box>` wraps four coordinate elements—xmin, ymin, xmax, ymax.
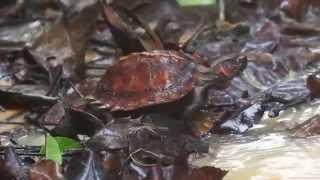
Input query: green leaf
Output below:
<box><xmin>54</xmin><ymin>136</ymin><xmax>81</xmax><ymax>152</ymax></box>
<box><xmin>45</xmin><ymin>134</ymin><xmax>62</xmax><ymax>165</ymax></box>
<box><xmin>41</xmin><ymin>135</ymin><xmax>81</xmax><ymax>165</ymax></box>
<box><xmin>40</xmin><ymin>134</ymin><xmax>81</xmax><ymax>164</ymax></box>
<box><xmin>177</xmin><ymin>0</ymin><xmax>216</xmax><ymax>6</ymax></box>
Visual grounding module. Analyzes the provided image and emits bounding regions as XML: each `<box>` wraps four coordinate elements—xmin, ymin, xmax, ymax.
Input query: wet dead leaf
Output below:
<box><xmin>29</xmin><ymin>160</ymin><xmax>63</xmax><ymax>180</ymax></box>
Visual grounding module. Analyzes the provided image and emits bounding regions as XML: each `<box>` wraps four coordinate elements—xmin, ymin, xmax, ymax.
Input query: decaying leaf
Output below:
<box><xmin>29</xmin><ymin>160</ymin><xmax>63</xmax><ymax>180</ymax></box>
<box><xmin>292</xmin><ymin>114</ymin><xmax>320</xmax><ymax>137</ymax></box>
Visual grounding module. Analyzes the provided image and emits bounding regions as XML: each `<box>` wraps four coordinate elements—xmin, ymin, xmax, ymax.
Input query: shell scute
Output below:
<box><xmin>95</xmin><ymin>51</ymin><xmax>197</xmax><ymax>111</ymax></box>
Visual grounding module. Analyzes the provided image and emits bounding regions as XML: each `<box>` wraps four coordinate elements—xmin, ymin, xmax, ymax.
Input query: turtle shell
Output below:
<box><xmin>94</xmin><ymin>51</ymin><xmax>197</xmax><ymax>111</ymax></box>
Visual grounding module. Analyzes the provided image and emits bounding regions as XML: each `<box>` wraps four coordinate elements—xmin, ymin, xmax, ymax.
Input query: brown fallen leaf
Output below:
<box><xmin>306</xmin><ymin>74</ymin><xmax>320</xmax><ymax>98</ymax></box>
<box><xmin>123</xmin><ymin>152</ymin><xmax>227</xmax><ymax>180</ymax></box>
<box><xmin>100</xmin><ymin>152</ymin><xmax>122</xmax><ymax>180</ymax></box>
<box><xmin>282</xmin><ymin>0</ymin><xmax>320</xmax><ymax>21</ymax></box>
<box><xmin>189</xmin><ymin>166</ymin><xmax>228</xmax><ymax>180</ymax></box>
<box><xmin>281</xmin><ymin>23</ymin><xmax>320</xmax><ymax>36</ymax></box>
<box><xmin>292</xmin><ymin>114</ymin><xmax>320</xmax><ymax>138</ymax></box>
<box><xmin>29</xmin><ymin>160</ymin><xmax>63</xmax><ymax>180</ymax></box>
<box><xmin>28</xmin><ymin>0</ymin><xmax>100</xmax><ymax>83</ymax></box>
<box><xmin>172</xmin><ymin>153</ymin><xmax>228</xmax><ymax>180</ymax></box>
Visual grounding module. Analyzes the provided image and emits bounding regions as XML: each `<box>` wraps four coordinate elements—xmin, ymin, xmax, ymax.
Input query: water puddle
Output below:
<box><xmin>193</xmin><ymin>100</ymin><xmax>320</xmax><ymax>179</ymax></box>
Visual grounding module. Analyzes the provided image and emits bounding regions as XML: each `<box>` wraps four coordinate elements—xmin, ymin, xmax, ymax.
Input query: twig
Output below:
<box><xmin>129</xmin><ymin>148</ymin><xmax>162</xmax><ymax>167</ymax></box>
<box><xmin>68</xmin><ymin>80</ymin><xmax>84</xmax><ymax>98</ymax></box>
<box><xmin>219</xmin><ymin>0</ymin><xmax>226</xmax><ymax>21</ymax></box>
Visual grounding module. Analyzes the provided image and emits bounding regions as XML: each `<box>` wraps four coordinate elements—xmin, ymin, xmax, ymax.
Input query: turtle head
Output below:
<box><xmin>212</xmin><ymin>55</ymin><xmax>247</xmax><ymax>79</ymax></box>
<box><xmin>196</xmin><ymin>55</ymin><xmax>247</xmax><ymax>89</ymax></box>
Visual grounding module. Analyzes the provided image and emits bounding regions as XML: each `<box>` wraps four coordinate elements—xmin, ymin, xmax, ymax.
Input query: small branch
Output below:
<box><xmin>219</xmin><ymin>0</ymin><xmax>226</xmax><ymax>21</ymax></box>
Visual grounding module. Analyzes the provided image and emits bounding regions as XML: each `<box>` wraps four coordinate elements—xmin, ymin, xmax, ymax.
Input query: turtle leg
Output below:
<box><xmin>182</xmin><ymin>86</ymin><xmax>206</xmax><ymax>131</ymax></box>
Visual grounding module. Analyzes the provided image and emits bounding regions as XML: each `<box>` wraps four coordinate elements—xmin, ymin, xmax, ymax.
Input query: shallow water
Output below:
<box><xmin>193</xmin><ymin>100</ymin><xmax>320</xmax><ymax>180</ymax></box>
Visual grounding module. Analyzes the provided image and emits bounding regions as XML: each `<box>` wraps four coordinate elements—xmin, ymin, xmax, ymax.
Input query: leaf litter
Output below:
<box><xmin>0</xmin><ymin>0</ymin><xmax>320</xmax><ymax>179</ymax></box>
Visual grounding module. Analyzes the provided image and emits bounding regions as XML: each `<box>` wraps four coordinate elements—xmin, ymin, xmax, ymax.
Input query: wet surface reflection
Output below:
<box><xmin>194</xmin><ymin>100</ymin><xmax>320</xmax><ymax>179</ymax></box>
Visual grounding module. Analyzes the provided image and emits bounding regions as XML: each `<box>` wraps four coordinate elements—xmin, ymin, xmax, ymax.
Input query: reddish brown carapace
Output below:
<box><xmin>95</xmin><ymin>51</ymin><xmax>197</xmax><ymax>111</ymax></box>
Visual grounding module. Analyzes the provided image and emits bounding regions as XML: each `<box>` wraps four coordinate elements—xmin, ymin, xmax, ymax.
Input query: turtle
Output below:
<box><xmin>87</xmin><ymin>50</ymin><xmax>247</xmax><ymax>123</ymax></box>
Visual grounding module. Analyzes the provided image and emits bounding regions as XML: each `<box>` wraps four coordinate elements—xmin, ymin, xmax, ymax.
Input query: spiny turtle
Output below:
<box><xmin>87</xmin><ymin>50</ymin><xmax>247</xmax><ymax>119</ymax></box>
